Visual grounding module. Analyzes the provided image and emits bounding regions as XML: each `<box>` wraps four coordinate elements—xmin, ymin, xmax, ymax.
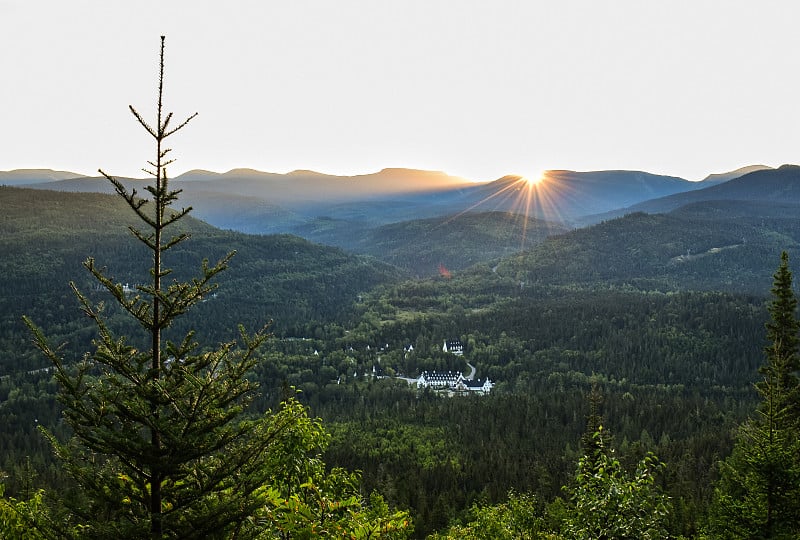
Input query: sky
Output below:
<box><xmin>3</xmin><ymin>1</ymin><xmax>800</xmax><ymax>182</ymax></box>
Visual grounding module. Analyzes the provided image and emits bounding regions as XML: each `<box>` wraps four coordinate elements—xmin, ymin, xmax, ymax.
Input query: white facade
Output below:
<box><xmin>416</xmin><ymin>370</ymin><xmax>493</xmax><ymax>395</ymax></box>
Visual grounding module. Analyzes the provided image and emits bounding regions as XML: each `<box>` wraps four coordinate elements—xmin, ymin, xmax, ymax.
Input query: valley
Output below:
<box><xmin>2</xmin><ymin>164</ymin><xmax>800</xmax><ymax>537</ymax></box>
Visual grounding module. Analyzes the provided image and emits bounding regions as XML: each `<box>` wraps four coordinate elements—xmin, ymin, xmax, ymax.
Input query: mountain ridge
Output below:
<box><xmin>7</xmin><ymin>165</ymin><xmax>780</xmax><ymax>241</ymax></box>
<box><xmin>0</xmin><ymin>169</ymin><xmax>86</xmax><ymax>185</ymax></box>
<box><xmin>582</xmin><ymin>164</ymin><xmax>800</xmax><ymax>224</ymax></box>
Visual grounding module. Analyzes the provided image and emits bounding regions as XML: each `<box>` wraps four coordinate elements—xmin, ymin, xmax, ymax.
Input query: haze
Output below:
<box><xmin>2</xmin><ymin>1</ymin><xmax>800</xmax><ymax>181</ymax></box>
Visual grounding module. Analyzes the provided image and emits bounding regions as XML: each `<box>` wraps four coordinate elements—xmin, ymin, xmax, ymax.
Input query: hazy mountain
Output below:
<box><xmin>445</xmin><ymin>170</ymin><xmax>699</xmax><ymax>223</ymax></box>
<box><xmin>18</xmin><ymin>167</ymin><xmax>697</xmax><ymax>211</ymax></box>
<box><xmin>0</xmin><ymin>169</ymin><xmax>85</xmax><ymax>185</ymax></box>
<box><xmin>173</xmin><ymin>167</ymin><xmax>475</xmax><ymax>205</ymax></box>
<box><xmin>21</xmin><ymin>168</ymin><xmax>477</xmax><ymax>233</ymax></box>
<box><xmin>181</xmin><ymin>190</ymin><xmax>306</xmax><ymax>234</ymax></box>
<box><xmin>21</xmin><ymin>174</ymin><xmax>134</xmax><ymax>194</ymax></box>
<box><xmin>586</xmin><ymin>164</ymin><xmax>800</xmax><ymax>223</ymax></box>
<box><xmin>279</xmin><ymin>169</ymin><xmax>706</xmax><ymax>232</ymax></box>
<box><xmin>16</xmin><ymin>166</ymin><xmax>739</xmax><ymax>240</ymax></box>
<box><xmin>700</xmin><ymin>164</ymin><xmax>772</xmax><ymax>184</ymax></box>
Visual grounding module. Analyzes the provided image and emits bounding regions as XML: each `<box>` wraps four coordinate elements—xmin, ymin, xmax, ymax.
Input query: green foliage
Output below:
<box><xmin>562</xmin><ymin>429</ymin><xmax>671</xmax><ymax>540</ymax></box>
<box><xmin>427</xmin><ymin>491</ymin><xmax>551</xmax><ymax>540</ymax></box>
<box><xmin>260</xmin><ymin>475</ymin><xmax>412</xmax><ymax>539</ymax></box>
<box><xmin>0</xmin><ymin>484</ymin><xmax>48</xmax><ymax>540</ymax></box>
<box><xmin>229</xmin><ymin>400</ymin><xmax>413</xmax><ymax>539</ymax></box>
<box><xmin>427</xmin><ymin>427</ymin><xmax>671</xmax><ymax>540</ymax></box>
<box><xmin>760</xmin><ymin>251</ymin><xmax>800</xmax><ymax>420</ymax></box>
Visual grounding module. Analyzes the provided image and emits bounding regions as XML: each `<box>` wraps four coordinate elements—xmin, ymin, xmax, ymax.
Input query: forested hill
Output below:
<box><xmin>296</xmin><ymin>211</ymin><xmax>569</xmax><ymax>276</ymax></box>
<box><xmin>358</xmin><ymin>212</ymin><xmax>567</xmax><ymax>276</ymax></box>
<box><xmin>0</xmin><ymin>186</ymin><xmax>405</xmax><ymax>375</ymax></box>
<box><xmin>494</xmin><ymin>206</ymin><xmax>800</xmax><ymax>293</ymax></box>
<box><xmin>353</xmin><ymin>203</ymin><xmax>783</xmax><ymax>390</ymax></box>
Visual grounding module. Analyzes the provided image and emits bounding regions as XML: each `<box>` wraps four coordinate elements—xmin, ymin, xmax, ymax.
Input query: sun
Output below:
<box><xmin>518</xmin><ymin>169</ymin><xmax>549</xmax><ymax>187</ymax></box>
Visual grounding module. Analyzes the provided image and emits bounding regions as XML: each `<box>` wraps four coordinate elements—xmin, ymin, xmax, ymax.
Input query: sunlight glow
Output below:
<box><xmin>434</xmin><ymin>168</ymin><xmax>566</xmax><ymax>254</ymax></box>
<box><xmin>520</xmin><ymin>169</ymin><xmax>548</xmax><ymax>186</ymax></box>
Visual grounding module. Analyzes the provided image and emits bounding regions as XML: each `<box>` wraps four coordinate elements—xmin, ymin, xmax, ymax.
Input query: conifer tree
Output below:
<box><xmin>23</xmin><ymin>36</ymin><xmax>310</xmax><ymax>539</ymax></box>
<box><xmin>708</xmin><ymin>251</ymin><xmax>800</xmax><ymax>538</ymax></box>
<box><xmin>761</xmin><ymin>250</ymin><xmax>800</xmax><ymax>423</ymax></box>
<box><xmin>579</xmin><ymin>381</ymin><xmax>610</xmax><ymax>465</ymax></box>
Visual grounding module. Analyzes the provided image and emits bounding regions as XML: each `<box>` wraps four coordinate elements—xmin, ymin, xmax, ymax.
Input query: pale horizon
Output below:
<box><xmin>3</xmin><ymin>1</ymin><xmax>800</xmax><ymax>183</ymax></box>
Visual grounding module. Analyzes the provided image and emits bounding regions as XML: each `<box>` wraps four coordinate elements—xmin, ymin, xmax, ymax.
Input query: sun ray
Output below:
<box><xmin>432</xmin><ymin>168</ymin><xmax>570</xmax><ymax>254</ymax></box>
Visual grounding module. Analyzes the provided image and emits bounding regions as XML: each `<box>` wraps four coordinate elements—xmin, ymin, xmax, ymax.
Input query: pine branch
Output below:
<box><xmin>164</xmin><ymin>112</ymin><xmax>198</xmax><ymax>138</ymax></box>
<box><xmin>161</xmin><ymin>232</ymin><xmax>190</xmax><ymax>251</ymax></box>
<box><xmin>161</xmin><ymin>208</ymin><xmax>192</xmax><ymax>231</ymax></box>
<box><xmin>129</xmin><ymin>105</ymin><xmax>158</xmax><ymax>139</ymax></box>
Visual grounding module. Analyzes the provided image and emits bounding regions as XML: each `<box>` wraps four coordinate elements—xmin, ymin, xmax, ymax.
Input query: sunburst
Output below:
<box><xmin>435</xmin><ymin>168</ymin><xmax>565</xmax><ymax>252</ymax></box>
<box><xmin>520</xmin><ymin>169</ymin><xmax>548</xmax><ymax>187</ymax></box>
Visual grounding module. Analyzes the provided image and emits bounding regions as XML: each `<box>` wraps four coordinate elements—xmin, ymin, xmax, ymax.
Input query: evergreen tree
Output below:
<box><xmin>22</xmin><ymin>36</ymin><xmax>309</xmax><ymax>539</ymax></box>
<box><xmin>762</xmin><ymin>250</ymin><xmax>800</xmax><ymax>423</ymax></box>
<box><xmin>708</xmin><ymin>251</ymin><xmax>800</xmax><ymax>538</ymax></box>
<box><xmin>579</xmin><ymin>380</ymin><xmax>611</xmax><ymax>464</ymax></box>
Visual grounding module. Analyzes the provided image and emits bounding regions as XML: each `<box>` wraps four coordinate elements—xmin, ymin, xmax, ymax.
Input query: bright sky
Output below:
<box><xmin>3</xmin><ymin>1</ymin><xmax>800</xmax><ymax>182</ymax></box>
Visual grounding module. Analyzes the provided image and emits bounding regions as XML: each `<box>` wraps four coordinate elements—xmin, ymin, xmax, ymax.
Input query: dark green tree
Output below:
<box><xmin>708</xmin><ymin>251</ymin><xmax>800</xmax><ymax>538</ymax></box>
<box><xmin>22</xmin><ymin>37</ymin><xmax>308</xmax><ymax>539</ymax></box>
<box><xmin>761</xmin><ymin>250</ymin><xmax>800</xmax><ymax>422</ymax></box>
<box><xmin>579</xmin><ymin>380</ymin><xmax>611</xmax><ymax>464</ymax></box>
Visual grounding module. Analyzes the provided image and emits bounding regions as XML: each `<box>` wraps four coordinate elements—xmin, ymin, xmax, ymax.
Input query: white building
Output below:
<box><xmin>442</xmin><ymin>339</ymin><xmax>464</xmax><ymax>356</ymax></box>
<box><xmin>416</xmin><ymin>370</ymin><xmax>463</xmax><ymax>389</ymax></box>
<box><xmin>416</xmin><ymin>370</ymin><xmax>493</xmax><ymax>395</ymax></box>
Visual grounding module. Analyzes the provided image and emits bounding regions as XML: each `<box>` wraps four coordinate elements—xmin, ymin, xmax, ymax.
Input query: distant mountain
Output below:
<box><xmin>700</xmin><ymin>164</ymin><xmax>772</xmax><ymax>184</ymax></box>
<box><xmin>0</xmin><ymin>169</ymin><xmax>85</xmax><ymax>185</ymax></box>
<box><xmin>172</xmin><ymin>167</ymin><xmax>475</xmax><ymax>205</ymax></box>
<box><xmin>18</xmin><ymin>167</ymin><xmax>721</xmax><ymax>240</ymax></box>
<box><xmin>587</xmin><ymin>165</ymin><xmax>800</xmax><ymax>223</ymax></box>
<box><xmin>181</xmin><ymin>190</ymin><xmax>306</xmax><ymax>234</ymax></box>
<box><xmin>174</xmin><ymin>169</ymin><xmax>220</xmax><ymax>180</ymax></box>
<box><xmin>448</xmin><ymin>170</ymin><xmax>699</xmax><ymax>223</ymax></box>
<box><xmin>21</xmin><ymin>174</ymin><xmax>128</xmax><ymax>194</ymax></box>
<box><xmin>667</xmin><ymin>199</ymin><xmax>800</xmax><ymax>223</ymax></box>
<box><xmin>22</xmin><ymin>168</ymin><xmax>478</xmax><ymax>232</ymax></box>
